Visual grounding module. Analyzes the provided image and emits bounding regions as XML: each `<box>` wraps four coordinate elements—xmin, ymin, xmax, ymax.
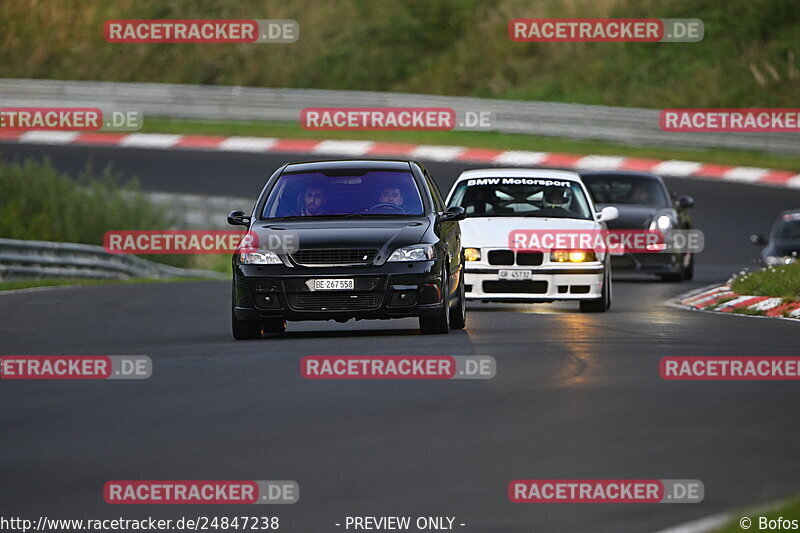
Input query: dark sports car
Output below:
<box><xmin>751</xmin><ymin>209</ymin><xmax>800</xmax><ymax>266</ymax></box>
<box><xmin>228</xmin><ymin>159</ymin><xmax>467</xmax><ymax>339</ymax></box>
<box><xmin>580</xmin><ymin>171</ymin><xmax>695</xmax><ymax>281</ymax></box>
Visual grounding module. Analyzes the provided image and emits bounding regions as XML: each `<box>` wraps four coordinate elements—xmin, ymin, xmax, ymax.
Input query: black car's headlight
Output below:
<box><xmin>649</xmin><ymin>214</ymin><xmax>673</xmax><ymax>231</ymax></box>
<box><xmin>387</xmin><ymin>244</ymin><xmax>435</xmax><ymax>262</ymax></box>
<box><xmin>239</xmin><ymin>250</ymin><xmax>281</xmax><ymax>264</ymax></box>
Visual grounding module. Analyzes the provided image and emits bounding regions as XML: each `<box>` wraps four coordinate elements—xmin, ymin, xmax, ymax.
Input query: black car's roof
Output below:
<box><xmin>580</xmin><ymin>171</ymin><xmax>663</xmax><ymax>181</ymax></box>
<box><xmin>282</xmin><ymin>159</ymin><xmax>413</xmax><ymax>174</ymax></box>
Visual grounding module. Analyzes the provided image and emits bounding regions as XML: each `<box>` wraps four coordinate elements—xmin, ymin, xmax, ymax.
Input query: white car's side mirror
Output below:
<box><xmin>596</xmin><ymin>206</ymin><xmax>619</xmax><ymax>222</ymax></box>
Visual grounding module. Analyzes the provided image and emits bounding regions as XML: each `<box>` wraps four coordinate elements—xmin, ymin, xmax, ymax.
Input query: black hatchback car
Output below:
<box><xmin>228</xmin><ymin>160</ymin><xmax>467</xmax><ymax>339</ymax></box>
<box><xmin>751</xmin><ymin>209</ymin><xmax>800</xmax><ymax>266</ymax></box>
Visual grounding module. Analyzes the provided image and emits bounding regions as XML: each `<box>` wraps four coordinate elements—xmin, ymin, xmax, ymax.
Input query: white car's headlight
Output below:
<box><xmin>239</xmin><ymin>250</ymin><xmax>281</xmax><ymax>264</ymax></box>
<box><xmin>387</xmin><ymin>244</ymin><xmax>435</xmax><ymax>262</ymax></box>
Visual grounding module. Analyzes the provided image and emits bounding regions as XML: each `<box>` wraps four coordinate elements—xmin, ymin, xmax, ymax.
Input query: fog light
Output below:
<box><xmin>465</xmin><ymin>248</ymin><xmax>481</xmax><ymax>261</ymax></box>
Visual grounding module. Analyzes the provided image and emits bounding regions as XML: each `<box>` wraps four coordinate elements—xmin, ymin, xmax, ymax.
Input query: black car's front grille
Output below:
<box><xmin>288</xmin><ymin>292</ymin><xmax>382</xmax><ymax>310</ymax></box>
<box><xmin>291</xmin><ymin>248</ymin><xmax>378</xmax><ymax>265</ymax></box>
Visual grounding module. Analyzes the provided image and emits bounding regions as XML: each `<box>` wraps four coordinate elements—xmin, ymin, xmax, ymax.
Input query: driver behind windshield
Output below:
<box><xmin>537</xmin><ymin>185</ymin><xmax>573</xmax><ymax>216</ymax></box>
<box><xmin>299</xmin><ymin>183</ymin><xmax>328</xmax><ymax>216</ymax></box>
<box><xmin>378</xmin><ymin>185</ymin><xmax>404</xmax><ymax>207</ymax></box>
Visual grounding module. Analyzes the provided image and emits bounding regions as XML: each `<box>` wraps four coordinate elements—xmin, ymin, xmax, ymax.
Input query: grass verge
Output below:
<box><xmin>0</xmin><ymin>157</ymin><xmax>234</xmax><ymax>275</ymax></box>
<box><xmin>0</xmin><ymin>277</ymin><xmax>221</xmax><ymax>292</ymax></box>
<box><xmin>142</xmin><ymin>117</ymin><xmax>800</xmax><ymax>173</ymax></box>
<box><xmin>730</xmin><ymin>262</ymin><xmax>800</xmax><ymax>300</ymax></box>
<box><xmin>715</xmin><ymin>496</ymin><xmax>800</xmax><ymax>532</ymax></box>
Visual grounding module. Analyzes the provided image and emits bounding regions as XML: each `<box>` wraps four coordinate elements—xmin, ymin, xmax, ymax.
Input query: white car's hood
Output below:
<box><xmin>460</xmin><ymin>216</ymin><xmax>600</xmax><ymax>248</ymax></box>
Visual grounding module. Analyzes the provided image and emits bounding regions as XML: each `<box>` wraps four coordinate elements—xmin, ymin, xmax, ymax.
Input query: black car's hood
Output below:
<box><xmin>252</xmin><ymin>217</ymin><xmax>431</xmax><ymax>254</ymax></box>
<box><xmin>596</xmin><ymin>204</ymin><xmax>668</xmax><ymax>230</ymax></box>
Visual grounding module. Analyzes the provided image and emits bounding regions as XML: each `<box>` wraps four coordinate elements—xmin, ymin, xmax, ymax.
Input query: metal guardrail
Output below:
<box><xmin>1</xmin><ymin>78</ymin><xmax>798</xmax><ymax>155</ymax></box>
<box><xmin>0</xmin><ymin>238</ymin><xmax>226</xmax><ymax>281</ymax></box>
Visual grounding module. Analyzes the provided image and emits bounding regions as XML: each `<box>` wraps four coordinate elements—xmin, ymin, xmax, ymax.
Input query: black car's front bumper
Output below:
<box><xmin>233</xmin><ymin>260</ymin><xmax>445</xmax><ymax>322</ymax></box>
<box><xmin>609</xmin><ymin>252</ymin><xmax>681</xmax><ymax>273</ymax></box>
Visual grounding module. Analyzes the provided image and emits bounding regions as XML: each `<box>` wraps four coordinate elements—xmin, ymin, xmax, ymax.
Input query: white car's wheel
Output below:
<box><xmin>580</xmin><ymin>261</ymin><xmax>611</xmax><ymax>313</ymax></box>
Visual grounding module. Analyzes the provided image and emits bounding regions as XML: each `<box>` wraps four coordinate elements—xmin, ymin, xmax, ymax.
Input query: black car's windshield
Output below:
<box><xmin>774</xmin><ymin>213</ymin><xmax>800</xmax><ymax>239</ymax></box>
<box><xmin>262</xmin><ymin>170</ymin><xmax>424</xmax><ymax>219</ymax></box>
<box><xmin>448</xmin><ymin>177</ymin><xmax>593</xmax><ymax>219</ymax></box>
<box><xmin>583</xmin><ymin>176</ymin><xmax>670</xmax><ymax>207</ymax></box>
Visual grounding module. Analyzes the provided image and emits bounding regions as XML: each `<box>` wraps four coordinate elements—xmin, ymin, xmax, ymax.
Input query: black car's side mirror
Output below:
<box><xmin>439</xmin><ymin>206</ymin><xmax>466</xmax><ymax>222</ymax></box>
<box><xmin>750</xmin><ymin>233</ymin><xmax>767</xmax><ymax>246</ymax></box>
<box><xmin>227</xmin><ymin>210</ymin><xmax>252</xmax><ymax>227</ymax></box>
<box><xmin>676</xmin><ymin>195</ymin><xmax>695</xmax><ymax>209</ymax></box>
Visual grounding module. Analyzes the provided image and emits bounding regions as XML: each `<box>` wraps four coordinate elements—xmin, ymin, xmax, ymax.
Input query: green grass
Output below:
<box><xmin>142</xmin><ymin>118</ymin><xmax>800</xmax><ymax>172</ymax></box>
<box><xmin>0</xmin><ymin>157</ymin><xmax>236</xmax><ymax>274</ymax></box>
<box><xmin>0</xmin><ymin>276</ymin><xmax>220</xmax><ymax>292</ymax></box>
<box><xmin>0</xmin><ymin>0</ymin><xmax>797</xmax><ymax>109</ymax></box>
<box><xmin>730</xmin><ymin>307</ymin><xmax>765</xmax><ymax>316</ymax></box>
<box><xmin>0</xmin><ymin>157</ymin><xmax>198</xmax><ymax>268</ymax></box>
<box><xmin>730</xmin><ymin>262</ymin><xmax>800</xmax><ymax>300</ymax></box>
<box><xmin>715</xmin><ymin>496</ymin><xmax>800</xmax><ymax>532</ymax></box>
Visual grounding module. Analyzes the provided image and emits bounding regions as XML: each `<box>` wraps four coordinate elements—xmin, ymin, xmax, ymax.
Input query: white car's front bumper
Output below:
<box><xmin>464</xmin><ymin>265</ymin><xmax>605</xmax><ymax>301</ymax></box>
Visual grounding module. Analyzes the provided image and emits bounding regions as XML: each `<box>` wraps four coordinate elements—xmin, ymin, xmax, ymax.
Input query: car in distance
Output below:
<box><xmin>580</xmin><ymin>171</ymin><xmax>695</xmax><ymax>281</ymax></box>
<box><xmin>750</xmin><ymin>209</ymin><xmax>800</xmax><ymax>265</ymax></box>
<box><xmin>445</xmin><ymin>168</ymin><xmax>617</xmax><ymax>312</ymax></box>
<box><xmin>228</xmin><ymin>160</ymin><xmax>467</xmax><ymax>339</ymax></box>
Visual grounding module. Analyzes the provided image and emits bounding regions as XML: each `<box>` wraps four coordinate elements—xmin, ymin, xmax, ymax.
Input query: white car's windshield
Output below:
<box><xmin>448</xmin><ymin>177</ymin><xmax>593</xmax><ymax>220</ymax></box>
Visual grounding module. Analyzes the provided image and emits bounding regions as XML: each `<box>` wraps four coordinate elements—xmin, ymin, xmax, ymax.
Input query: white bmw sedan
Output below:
<box><xmin>445</xmin><ymin>169</ymin><xmax>618</xmax><ymax>312</ymax></box>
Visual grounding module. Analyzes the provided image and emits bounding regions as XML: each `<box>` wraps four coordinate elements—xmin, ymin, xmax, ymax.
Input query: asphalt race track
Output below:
<box><xmin>1</xmin><ymin>142</ymin><xmax>799</xmax><ymax>532</ymax></box>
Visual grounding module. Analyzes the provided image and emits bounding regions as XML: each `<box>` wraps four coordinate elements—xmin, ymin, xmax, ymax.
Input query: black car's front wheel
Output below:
<box><xmin>449</xmin><ymin>268</ymin><xmax>467</xmax><ymax>330</ymax></box>
<box><xmin>232</xmin><ymin>308</ymin><xmax>263</xmax><ymax>340</ymax></box>
<box><xmin>419</xmin><ymin>267</ymin><xmax>451</xmax><ymax>335</ymax></box>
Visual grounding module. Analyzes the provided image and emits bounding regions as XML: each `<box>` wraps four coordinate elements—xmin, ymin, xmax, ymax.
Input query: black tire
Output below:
<box><xmin>420</xmin><ymin>267</ymin><xmax>451</xmax><ymax>334</ymax></box>
<box><xmin>232</xmin><ymin>308</ymin><xmax>263</xmax><ymax>340</ymax></box>
<box><xmin>580</xmin><ymin>262</ymin><xmax>611</xmax><ymax>313</ymax></box>
<box><xmin>449</xmin><ymin>268</ymin><xmax>467</xmax><ymax>330</ymax></box>
<box><xmin>683</xmin><ymin>253</ymin><xmax>695</xmax><ymax>281</ymax></box>
<box><xmin>262</xmin><ymin>318</ymin><xmax>287</xmax><ymax>335</ymax></box>
<box><xmin>659</xmin><ymin>253</ymin><xmax>693</xmax><ymax>282</ymax></box>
